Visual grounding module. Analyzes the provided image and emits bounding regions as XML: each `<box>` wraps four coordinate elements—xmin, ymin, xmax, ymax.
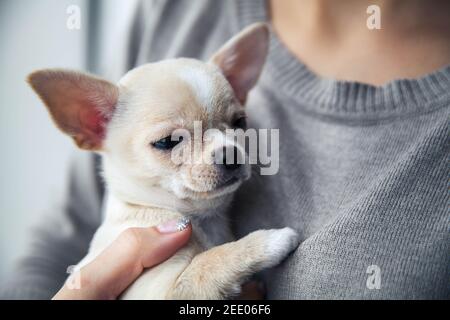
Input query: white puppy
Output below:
<box><xmin>28</xmin><ymin>23</ymin><xmax>299</xmax><ymax>299</ymax></box>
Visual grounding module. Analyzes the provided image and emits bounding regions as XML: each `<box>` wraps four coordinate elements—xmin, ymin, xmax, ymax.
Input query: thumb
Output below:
<box><xmin>54</xmin><ymin>217</ymin><xmax>192</xmax><ymax>300</ymax></box>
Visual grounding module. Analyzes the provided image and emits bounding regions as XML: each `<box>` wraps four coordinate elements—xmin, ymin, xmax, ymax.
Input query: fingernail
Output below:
<box><xmin>156</xmin><ymin>217</ymin><xmax>191</xmax><ymax>234</ymax></box>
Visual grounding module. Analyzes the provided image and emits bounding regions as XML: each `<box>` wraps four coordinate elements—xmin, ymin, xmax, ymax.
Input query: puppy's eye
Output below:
<box><xmin>152</xmin><ymin>136</ymin><xmax>183</xmax><ymax>150</ymax></box>
<box><xmin>232</xmin><ymin>117</ymin><xmax>247</xmax><ymax>130</ymax></box>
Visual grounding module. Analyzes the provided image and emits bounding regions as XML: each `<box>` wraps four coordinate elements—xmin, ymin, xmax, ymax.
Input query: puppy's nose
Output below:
<box><xmin>217</xmin><ymin>146</ymin><xmax>242</xmax><ymax>171</ymax></box>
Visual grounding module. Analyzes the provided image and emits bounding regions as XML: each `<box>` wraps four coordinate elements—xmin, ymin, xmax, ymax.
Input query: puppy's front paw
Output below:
<box><xmin>262</xmin><ymin>227</ymin><xmax>300</xmax><ymax>268</ymax></box>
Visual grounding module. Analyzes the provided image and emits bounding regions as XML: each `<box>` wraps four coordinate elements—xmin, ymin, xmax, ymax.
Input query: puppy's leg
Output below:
<box><xmin>166</xmin><ymin>227</ymin><xmax>299</xmax><ymax>299</ymax></box>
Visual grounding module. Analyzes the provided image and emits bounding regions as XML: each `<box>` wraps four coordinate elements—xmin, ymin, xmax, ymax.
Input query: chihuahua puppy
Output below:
<box><xmin>28</xmin><ymin>23</ymin><xmax>299</xmax><ymax>299</ymax></box>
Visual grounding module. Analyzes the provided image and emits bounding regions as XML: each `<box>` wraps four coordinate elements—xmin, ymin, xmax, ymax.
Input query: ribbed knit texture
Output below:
<box><xmin>1</xmin><ymin>0</ymin><xmax>449</xmax><ymax>299</ymax></box>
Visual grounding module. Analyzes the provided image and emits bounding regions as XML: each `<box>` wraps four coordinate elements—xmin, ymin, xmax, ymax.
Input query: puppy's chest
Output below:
<box><xmin>91</xmin><ymin>207</ymin><xmax>205</xmax><ymax>255</ymax></box>
<box><xmin>85</xmin><ymin>208</ymin><xmax>206</xmax><ymax>299</ymax></box>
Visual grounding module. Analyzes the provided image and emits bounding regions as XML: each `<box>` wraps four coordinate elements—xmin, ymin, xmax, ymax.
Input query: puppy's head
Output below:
<box><xmin>28</xmin><ymin>23</ymin><xmax>269</xmax><ymax>212</ymax></box>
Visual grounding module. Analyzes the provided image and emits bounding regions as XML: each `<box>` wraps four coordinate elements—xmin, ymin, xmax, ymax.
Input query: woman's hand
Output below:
<box><xmin>53</xmin><ymin>218</ymin><xmax>192</xmax><ymax>300</ymax></box>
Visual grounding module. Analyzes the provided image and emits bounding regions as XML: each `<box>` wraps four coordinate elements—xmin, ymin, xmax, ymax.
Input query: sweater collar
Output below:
<box><xmin>236</xmin><ymin>0</ymin><xmax>450</xmax><ymax>120</ymax></box>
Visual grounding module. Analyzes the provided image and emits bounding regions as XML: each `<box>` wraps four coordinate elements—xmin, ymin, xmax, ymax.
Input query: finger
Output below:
<box><xmin>87</xmin><ymin>219</ymin><xmax>192</xmax><ymax>298</ymax></box>
<box><xmin>54</xmin><ymin>217</ymin><xmax>192</xmax><ymax>300</ymax></box>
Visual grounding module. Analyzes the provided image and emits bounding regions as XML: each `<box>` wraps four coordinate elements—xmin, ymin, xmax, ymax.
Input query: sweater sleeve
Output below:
<box><xmin>0</xmin><ymin>152</ymin><xmax>104</xmax><ymax>299</ymax></box>
<box><xmin>0</xmin><ymin>0</ymin><xmax>152</xmax><ymax>300</ymax></box>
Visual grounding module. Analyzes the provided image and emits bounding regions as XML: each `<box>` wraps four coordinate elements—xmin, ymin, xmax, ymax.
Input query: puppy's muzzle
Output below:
<box><xmin>213</xmin><ymin>146</ymin><xmax>246</xmax><ymax>187</ymax></box>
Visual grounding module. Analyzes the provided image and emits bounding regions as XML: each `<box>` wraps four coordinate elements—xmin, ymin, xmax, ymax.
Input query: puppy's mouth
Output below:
<box><xmin>217</xmin><ymin>176</ymin><xmax>240</xmax><ymax>189</ymax></box>
<box><xmin>182</xmin><ymin>176</ymin><xmax>243</xmax><ymax>200</ymax></box>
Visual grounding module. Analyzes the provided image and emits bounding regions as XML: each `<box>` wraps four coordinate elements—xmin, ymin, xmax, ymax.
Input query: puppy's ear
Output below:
<box><xmin>28</xmin><ymin>69</ymin><xmax>118</xmax><ymax>150</ymax></box>
<box><xmin>210</xmin><ymin>23</ymin><xmax>269</xmax><ymax>104</ymax></box>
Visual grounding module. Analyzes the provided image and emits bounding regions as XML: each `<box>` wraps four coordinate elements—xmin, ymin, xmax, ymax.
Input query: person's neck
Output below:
<box><xmin>269</xmin><ymin>0</ymin><xmax>450</xmax><ymax>85</ymax></box>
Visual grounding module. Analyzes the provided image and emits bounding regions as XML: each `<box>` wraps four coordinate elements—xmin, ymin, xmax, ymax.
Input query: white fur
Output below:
<box><xmin>32</xmin><ymin>23</ymin><xmax>298</xmax><ymax>299</ymax></box>
<box><xmin>262</xmin><ymin>228</ymin><xmax>301</xmax><ymax>268</ymax></box>
<box><xmin>177</xmin><ymin>66</ymin><xmax>215</xmax><ymax>111</ymax></box>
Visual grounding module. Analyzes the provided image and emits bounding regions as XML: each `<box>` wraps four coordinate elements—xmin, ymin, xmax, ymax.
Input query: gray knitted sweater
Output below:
<box><xmin>1</xmin><ymin>0</ymin><xmax>449</xmax><ymax>299</ymax></box>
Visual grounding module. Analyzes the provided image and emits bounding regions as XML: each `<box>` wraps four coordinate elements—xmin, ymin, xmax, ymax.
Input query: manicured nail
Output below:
<box><xmin>156</xmin><ymin>217</ymin><xmax>191</xmax><ymax>234</ymax></box>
